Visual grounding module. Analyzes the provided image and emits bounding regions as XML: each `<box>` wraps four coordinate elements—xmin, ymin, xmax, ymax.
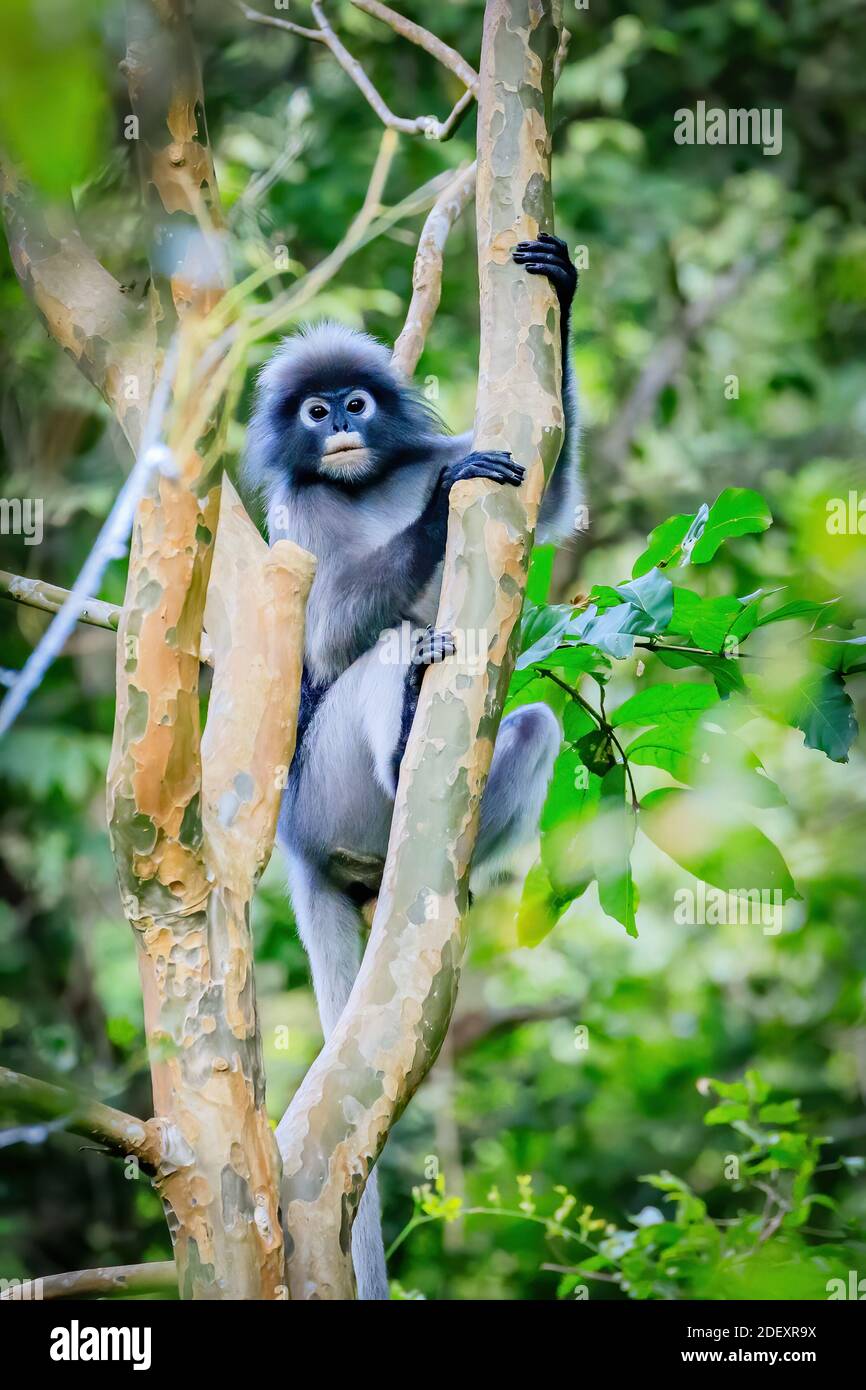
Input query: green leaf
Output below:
<box><xmin>755</xmin><ymin>597</ymin><xmax>840</xmax><ymax>630</ymax></box>
<box><xmin>576</xmin><ymin>728</ymin><xmax>617</xmax><ymax>776</ymax></box>
<box><xmin>626</xmin><ymin>724</ymin><xmax>695</xmax><ymax>782</ymax></box>
<box><xmin>654</xmin><ymin>646</ymin><xmax>746</xmax><ymax>696</ymax></box>
<box><xmin>570</xmin><ymin>569</ymin><xmax>674</xmax><ymax>659</ymax></box>
<box><xmin>533</xmin><ymin>644</ymin><xmax>612</xmax><ymax>679</ymax></box>
<box><xmin>704</xmin><ymin>1101</ymin><xmax>750</xmax><ymax>1125</ymax></box>
<box><xmin>759</xmin><ymin>1100</ymin><xmax>802</xmax><ymax>1125</ymax></box>
<box><xmin>691</xmin><ymin>488</ymin><xmax>773</xmax><ymax>563</ymax></box>
<box><xmin>793</xmin><ymin>671</ymin><xmax>858</xmax><ymax>763</ymax></box>
<box><xmin>632</xmin><ymin>514</ymin><xmax>692</xmax><ymax>578</ymax></box>
<box><xmin>615</xmin><ymin>569</ymin><xmax>675</xmax><ymax>629</ymax></box>
<box><xmin>562</xmin><ymin>703</ymin><xmax>596</xmax><ymax>743</ymax></box>
<box><xmin>516</xmin><ymin>860</ymin><xmax>572</xmax><ymax>947</ymax></box>
<box><xmin>593</xmin><ymin>765</ymin><xmax>639</xmax><ymax>937</ymax></box>
<box><xmin>526</xmin><ymin>543</ymin><xmax>556</xmax><ymax>604</ymax></box>
<box><xmin>516</xmin><ymin>602</ymin><xmax>573</xmax><ymax>669</ymax></box>
<box><xmin>669</xmin><ymin>589</ymin><xmax>742</xmax><ymax>652</ymax></box>
<box><xmin>811</xmin><ymin>635</ymin><xmax>866</xmax><ymax>674</ymax></box>
<box><xmin>540</xmin><ymin>748</ymin><xmax>600</xmax><ymax>897</ymax></box>
<box><xmin>640</xmin><ymin>787</ymin><xmax>799</xmax><ymax>901</ymax></box>
<box><xmin>610</xmin><ymin>683</ymin><xmax>717</xmax><ymax>728</ymax></box>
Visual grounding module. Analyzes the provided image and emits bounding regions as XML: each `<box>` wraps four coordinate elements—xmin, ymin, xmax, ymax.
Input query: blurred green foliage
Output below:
<box><xmin>1</xmin><ymin>0</ymin><xmax>865</xmax><ymax>1299</ymax></box>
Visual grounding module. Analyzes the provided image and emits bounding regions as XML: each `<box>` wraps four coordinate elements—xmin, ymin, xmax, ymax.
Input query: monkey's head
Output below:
<box><xmin>245</xmin><ymin>322</ymin><xmax>441</xmax><ymax>495</ymax></box>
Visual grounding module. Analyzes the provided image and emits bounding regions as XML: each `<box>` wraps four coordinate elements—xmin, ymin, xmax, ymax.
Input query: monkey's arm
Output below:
<box><xmin>306</xmin><ymin>450</ymin><xmax>524</xmax><ymax>680</ymax></box>
<box><xmin>512</xmin><ymin>235</ymin><xmax>581</xmax><ymax>543</ymax></box>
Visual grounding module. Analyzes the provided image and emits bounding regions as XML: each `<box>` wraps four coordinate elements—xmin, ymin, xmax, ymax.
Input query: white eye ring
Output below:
<box><xmin>300</xmin><ymin>397</ymin><xmax>330</xmax><ymax>427</ymax></box>
<box><xmin>345</xmin><ymin>389</ymin><xmax>375</xmax><ymax>420</ymax></box>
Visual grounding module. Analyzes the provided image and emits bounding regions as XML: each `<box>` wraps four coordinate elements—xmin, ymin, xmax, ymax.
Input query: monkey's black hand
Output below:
<box><xmin>512</xmin><ymin>233</ymin><xmax>577</xmax><ymax>313</ymax></box>
<box><xmin>422</xmin><ymin>451</ymin><xmax>525</xmax><ymax>540</ymax></box>
<box><xmin>441</xmin><ymin>450</ymin><xmax>526</xmax><ymax>494</ymax></box>
<box><xmin>411</xmin><ymin>626</ymin><xmax>456</xmax><ymax>669</ymax></box>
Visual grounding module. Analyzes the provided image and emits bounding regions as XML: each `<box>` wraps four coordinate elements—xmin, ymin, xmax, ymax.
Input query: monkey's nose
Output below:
<box><xmin>322</xmin><ymin>431</ymin><xmax>365</xmax><ymax>456</ymax></box>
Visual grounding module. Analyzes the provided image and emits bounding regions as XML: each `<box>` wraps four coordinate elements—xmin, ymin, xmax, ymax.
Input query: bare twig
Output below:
<box><xmin>249</xmin><ymin>127</ymin><xmax>400</xmax><ymax>339</ymax></box>
<box><xmin>350</xmin><ymin>0</ymin><xmax>479</xmax><ymax>90</ymax></box>
<box><xmin>0</xmin><ymin>1262</ymin><xmax>177</xmax><ymax>1301</ymax></box>
<box><xmin>391</xmin><ymin>162</ymin><xmax>477</xmax><ymax>376</ymax></box>
<box><xmin>450</xmin><ymin>999</ymin><xmax>579</xmax><ymax>1055</ymax></box>
<box><xmin>241</xmin><ymin>0</ymin><xmax>478</xmax><ymax>113</ymax></box>
<box><xmin>0</xmin><ymin>571</ymin><xmax>120</xmax><ymax>632</ymax></box>
<box><xmin>0</xmin><ymin>162</ymin><xmax>156</xmax><ymax>450</ymax></box>
<box><xmin>597</xmin><ymin>250</ymin><xmax>768</xmax><ymax>467</ymax></box>
<box><xmin>0</xmin><ymin>1066</ymin><xmax>161</xmax><ymax>1168</ymax></box>
<box><xmin>236</xmin><ymin>1</ymin><xmax>325</xmax><ymax>42</ymax></box>
<box><xmin>0</xmin><ymin>568</ymin><xmax>215</xmax><ymax>666</ymax></box>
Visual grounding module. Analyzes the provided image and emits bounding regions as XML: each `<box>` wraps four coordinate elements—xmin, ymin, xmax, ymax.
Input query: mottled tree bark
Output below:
<box><xmin>0</xmin><ymin>164</ymin><xmax>156</xmax><ymax>450</ymax></box>
<box><xmin>103</xmin><ymin>2</ymin><xmax>310</xmax><ymax>1301</ymax></box>
<box><xmin>276</xmin><ymin>0</ymin><xmax>564</xmax><ymax>1299</ymax></box>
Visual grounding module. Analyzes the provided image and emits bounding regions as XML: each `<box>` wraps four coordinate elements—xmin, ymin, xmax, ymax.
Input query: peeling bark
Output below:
<box><xmin>276</xmin><ymin>0</ymin><xmax>563</xmax><ymax>1299</ymax></box>
<box><xmin>106</xmin><ymin>474</ymin><xmax>314</xmax><ymax>1300</ymax></box>
<box><xmin>104</xmin><ymin>2</ymin><xmax>310</xmax><ymax>1303</ymax></box>
<box><xmin>124</xmin><ymin>0</ymin><xmax>226</xmax><ymax>317</ymax></box>
<box><xmin>0</xmin><ymin>164</ymin><xmax>156</xmax><ymax>450</ymax></box>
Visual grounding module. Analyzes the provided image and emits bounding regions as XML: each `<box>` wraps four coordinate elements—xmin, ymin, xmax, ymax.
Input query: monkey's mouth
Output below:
<box><xmin>319</xmin><ymin>431</ymin><xmax>372</xmax><ymax>477</ymax></box>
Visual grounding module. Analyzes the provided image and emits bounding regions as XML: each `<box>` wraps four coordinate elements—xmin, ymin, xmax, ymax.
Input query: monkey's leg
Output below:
<box><xmin>473</xmin><ymin>703</ymin><xmax>561</xmax><ymax>879</ymax></box>
<box><xmin>283</xmin><ymin>852</ymin><xmax>389</xmax><ymax>1300</ymax></box>
<box><xmin>387</xmin><ymin>626</ymin><xmax>456</xmax><ymax>793</ymax></box>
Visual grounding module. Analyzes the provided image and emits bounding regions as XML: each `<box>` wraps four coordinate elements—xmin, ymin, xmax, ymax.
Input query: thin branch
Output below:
<box><xmin>249</xmin><ymin>127</ymin><xmax>400</xmax><ymax>339</ymax></box>
<box><xmin>0</xmin><ymin>570</ymin><xmax>120</xmax><ymax>632</ymax></box>
<box><xmin>308</xmin><ymin>0</ymin><xmax>472</xmax><ymax>141</ymax></box>
<box><xmin>0</xmin><ymin>1066</ymin><xmax>161</xmax><ymax>1168</ymax></box>
<box><xmin>236</xmin><ymin>1</ymin><xmax>325</xmax><ymax>42</ymax></box>
<box><xmin>597</xmin><ymin>248</ymin><xmax>773</xmax><ymax>467</ymax></box>
<box><xmin>350</xmin><ymin>0</ymin><xmax>479</xmax><ymax>90</ymax></box>
<box><xmin>0</xmin><ymin>162</ymin><xmax>156</xmax><ymax>449</ymax></box>
<box><xmin>391</xmin><ymin>162</ymin><xmax>477</xmax><ymax>377</ymax></box>
<box><xmin>0</xmin><ymin>1262</ymin><xmax>177</xmax><ymax>1302</ymax></box>
<box><xmin>0</xmin><ymin>568</ymin><xmax>215</xmax><ymax>666</ymax></box>
<box><xmin>450</xmin><ymin>999</ymin><xmax>579</xmax><ymax>1055</ymax></box>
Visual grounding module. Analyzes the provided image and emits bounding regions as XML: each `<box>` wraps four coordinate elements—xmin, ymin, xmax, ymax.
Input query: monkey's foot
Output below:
<box><xmin>411</xmin><ymin>626</ymin><xmax>456</xmax><ymax>668</ymax></box>
<box><xmin>512</xmin><ymin>232</ymin><xmax>577</xmax><ymax>309</ymax></box>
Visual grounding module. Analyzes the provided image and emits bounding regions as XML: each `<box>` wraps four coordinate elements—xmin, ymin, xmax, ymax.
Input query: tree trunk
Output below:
<box><xmin>276</xmin><ymin>0</ymin><xmax>564</xmax><ymax>1299</ymax></box>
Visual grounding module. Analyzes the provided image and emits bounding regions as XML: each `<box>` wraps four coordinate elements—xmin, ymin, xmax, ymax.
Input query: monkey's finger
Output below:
<box><xmin>515</xmin><ymin>239</ymin><xmax>569</xmax><ymax>259</ymax></box>
<box><xmin>462</xmin><ymin>464</ymin><xmax>525</xmax><ymax>487</ymax></box>
<box><xmin>538</xmin><ymin>231</ymin><xmax>569</xmax><ymax>251</ymax></box>
<box><xmin>469</xmin><ymin>450</ymin><xmax>517</xmax><ymax>465</ymax></box>
<box><xmin>513</xmin><ymin>248</ymin><xmax>567</xmax><ymax>266</ymax></box>
<box><xmin>465</xmin><ymin>456</ymin><xmax>526</xmax><ymax>480</ymax></box>
<box><xmin>524</xmin><ymin>264</ymin><xmax>574</xmax><ymax>289</ymax></box>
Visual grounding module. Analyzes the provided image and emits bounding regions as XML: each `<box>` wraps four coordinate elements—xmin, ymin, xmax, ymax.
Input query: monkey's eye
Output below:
<box><xmin>345</xmin><ymin>389</ymin><xmax>375</xmax><ymax>419</ymax></box>
<box><xmin>300</xmin><ymin>398</ymin><xmax>330</xmax><ymax>426</ymax></box>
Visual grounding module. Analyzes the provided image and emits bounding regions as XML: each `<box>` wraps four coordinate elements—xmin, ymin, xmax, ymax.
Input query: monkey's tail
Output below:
<box><xmin>283</xmin><ymin>853</ymin><xmax>390</xmax><ymax>1300</ymax></box>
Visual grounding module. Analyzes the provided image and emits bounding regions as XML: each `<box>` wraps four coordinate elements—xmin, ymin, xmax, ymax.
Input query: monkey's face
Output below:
<box><xmin>296</xmin><ymin>386</ymin><xmax>377</xmax><ymax>481</ymax></box>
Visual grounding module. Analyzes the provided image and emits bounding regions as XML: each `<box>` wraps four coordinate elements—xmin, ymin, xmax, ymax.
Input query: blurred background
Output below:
<box><xmin>0</xmin><ymin>0</ymin><xmax>865</xmax><ymax>1299</ymax></box>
